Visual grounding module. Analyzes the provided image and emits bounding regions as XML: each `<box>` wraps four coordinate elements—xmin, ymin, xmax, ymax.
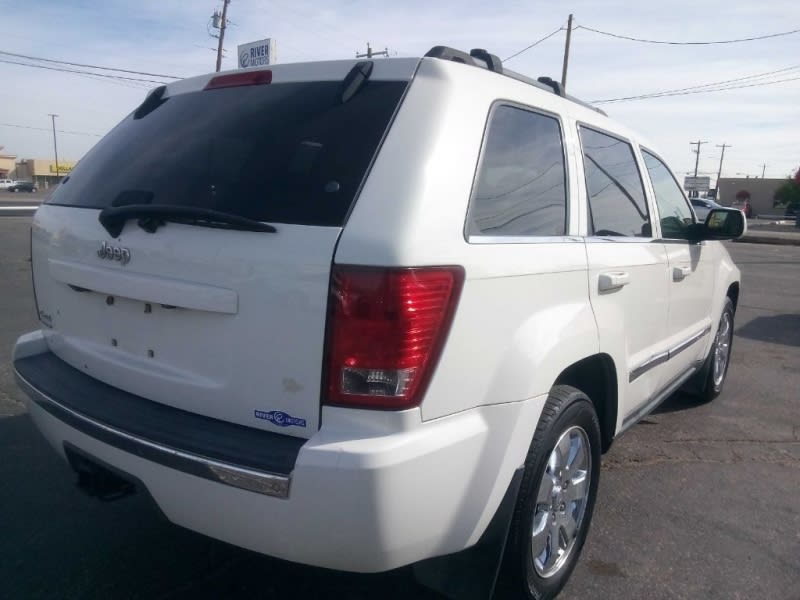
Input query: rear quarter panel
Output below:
<box><xmin>335</xmin><ymin>59</ymin><xmax>599</xmax><ymax>422</ymax></box>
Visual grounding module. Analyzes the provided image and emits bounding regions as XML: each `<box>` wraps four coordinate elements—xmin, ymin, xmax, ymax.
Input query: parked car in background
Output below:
<box><xmin>7</xmin><ymin>181</ymin><xmax>38</xmax><ymax>193</ymax></box>
<box><xmin>0</xmin><ymin>178</ymin><xmax>18</xmax><ymax>190</ymax></box>
<box><xmin>731</xmin><ymin>198</ymin><xmax>753</xmax><ymax>218</ymax></box>
<box><xmin>690</xmin><ymin>198</ymin><xmax>724</xmax><ymax>222</ymax></box>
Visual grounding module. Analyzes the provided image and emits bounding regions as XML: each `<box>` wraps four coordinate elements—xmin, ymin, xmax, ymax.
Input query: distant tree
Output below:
<box><xmin>773</xmin><ymin>167</ymin><xmax>800</xmax><ymax>210</ymax></box>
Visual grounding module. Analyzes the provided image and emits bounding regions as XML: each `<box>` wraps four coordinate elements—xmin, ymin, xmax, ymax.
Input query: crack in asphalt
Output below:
<box><xmin>604</xmin><ymin>455</ymin><xmax>800</xmax><ymax>469</ymax></box>
<box><xmin>663</xmin><ymin>438</ymin><xmax>800</xmax><ymax>444</ymax></box>
<box><xmin>604</xmin><ymin>438</ymin><xmax>800</xmax><ymax>470</ymax></box>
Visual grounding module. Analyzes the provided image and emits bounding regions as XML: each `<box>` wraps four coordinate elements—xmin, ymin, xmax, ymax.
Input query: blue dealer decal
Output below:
<box><xmin>254</xmin><ymin>410</ymin><xmax>307</xmax><ymax>428</ymax></box>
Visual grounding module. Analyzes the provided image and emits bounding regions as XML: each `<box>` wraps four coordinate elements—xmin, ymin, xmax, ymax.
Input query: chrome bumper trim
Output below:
<box><xmin>14</xmin><ymin>368</ymin><xmax>291</xmax><ymax>499</ymax></box>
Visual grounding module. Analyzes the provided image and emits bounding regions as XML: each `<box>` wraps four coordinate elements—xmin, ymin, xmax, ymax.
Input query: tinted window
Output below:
<box><xmin>467</xmin><ymin>105</ymin><xmax>567</xmax><ymax>237</ymax></box>
<box><xmin>690</xmin><ymin>199</ymin><xmax>707</xmax><ymax>208</ymax></box>
<box><xmin>580</xmin><ymin>128</ymin><xmax>650</xmax><ymax>237</ymax></box>
<box><xmin>46</xmin><ymin>80</ymin><xmax>408</xmax><ymax>226</ymax></box>
<box><xmin>642</xmin><ymin>150</ymin><xmax>694</xmax><ymax>239</ymax></box>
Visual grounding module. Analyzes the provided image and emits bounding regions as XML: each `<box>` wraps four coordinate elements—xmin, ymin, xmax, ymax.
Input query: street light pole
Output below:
<box><xmin>48</xmin><ymin>113</ymin><xmax>59</xmax><ymax>182</ymax></box>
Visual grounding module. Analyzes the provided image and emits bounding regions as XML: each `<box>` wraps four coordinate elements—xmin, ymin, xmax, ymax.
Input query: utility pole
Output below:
<box><xmin>760</xmin><ymin>163</ymin><xmax>766</xmax><ymax>178</ymax></box>
<box><xmin>561</xmin><ymin>14</ymin><xmax>573</xmax><ymax>92</ymax></box>
<box><xmin>715</xmin><ymin>143</ymin><xmax>730</xmax><ymax>189</ymax></box>
<box><xmin>356</xmin><ymin>43</ymin><xmax>389</xmax><ymax>59</ymax></box>
<box><xmin>214</xmin><ymin>0</ymin><xmax>231</xmax><ymax>72</ymax></box>
<box><xmin>690</xmin><ymin>140</ymin><xmax>708</xmax><ymax>177</ymax></box>
<box><xmin>48</xmin><ymin>114</ymin><xmax>59</xmax><ymax>182</ymax></box>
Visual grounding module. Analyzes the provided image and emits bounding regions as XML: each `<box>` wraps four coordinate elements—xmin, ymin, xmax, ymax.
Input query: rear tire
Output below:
<box><xmin>501</xmin><ymin>385</ymin><xmax>601</xmax><ymax>600</ymax></box>
<box><xmin>693</xmin><ymin>297</ymin><xmax>735</xmax><ymax>402</ymax></box>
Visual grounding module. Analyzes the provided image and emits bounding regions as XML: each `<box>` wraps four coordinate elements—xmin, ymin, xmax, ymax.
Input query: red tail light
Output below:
<box><xmin>325</xmin><ymin>266</ymin><xmax>464</xmax><ymax>410</ymax></box>
<box><xmin>204</xmin><ymin>70</ymin><xmax>272</xmax><ymax>90</ymax></box>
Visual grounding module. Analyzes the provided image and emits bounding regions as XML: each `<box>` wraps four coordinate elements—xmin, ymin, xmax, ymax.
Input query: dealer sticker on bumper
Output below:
<box><xmin>254</xmin><ymin>410</ymin><xmax>307</xmax><ymax>428</ymax></box>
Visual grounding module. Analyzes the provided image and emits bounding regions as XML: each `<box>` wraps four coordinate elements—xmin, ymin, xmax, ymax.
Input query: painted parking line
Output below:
<box><xmin>0</xmin><ymin>206</ymin><xmax>38</xmax><ymax>211</ymax></box>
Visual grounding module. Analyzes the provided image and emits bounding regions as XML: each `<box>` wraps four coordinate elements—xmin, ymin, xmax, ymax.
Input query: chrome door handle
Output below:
<box><xmin>673</xmin><ymin>266</ymin><xmax>692</xmax><ymax>281</ymax></box>
<box><xmin>599</xmin><ymin>271</ymin><xmax>630</xmax><ymax>292</ymax></box>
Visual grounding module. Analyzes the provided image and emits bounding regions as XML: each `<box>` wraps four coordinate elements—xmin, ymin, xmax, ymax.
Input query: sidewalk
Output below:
<box><xmin>735</xmin><ymin>227</ymin><xmax>800</xmax><ymax>246</ymax></box>
<box><xmin>737</xmin><ymin>217</ymin><xmax>800</xmax><ymax>245</ymax></box>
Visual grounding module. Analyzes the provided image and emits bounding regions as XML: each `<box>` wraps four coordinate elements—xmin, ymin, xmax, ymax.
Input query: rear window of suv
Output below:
<box><xmin>46</xmin><ymin>79</ymin><xmax>408</xmax><ymax>227</ymax></box>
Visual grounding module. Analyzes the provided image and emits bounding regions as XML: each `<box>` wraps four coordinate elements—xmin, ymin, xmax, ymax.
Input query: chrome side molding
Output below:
<box><xmin>629</xmin><ymin>325</ymin><xmax>711</xmax><ymax>383</ymax></box>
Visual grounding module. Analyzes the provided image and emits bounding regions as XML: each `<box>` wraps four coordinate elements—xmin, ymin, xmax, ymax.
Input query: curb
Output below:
<box><xmin>733</xmin><ymin>235</ymin><xmax>800</xmax><ymax>246</ymax></box>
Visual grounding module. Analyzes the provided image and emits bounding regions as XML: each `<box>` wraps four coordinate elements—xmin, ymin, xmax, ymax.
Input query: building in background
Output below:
<box><xmin>0</xmin><ymin>146</ymin><xmax>18</xmax><ymax>179</ymax></box>
<box><xmin>14</xmin><ymin>158</ymin><xmax>76</xmax><ymax>188</ymax></box>
<box><xmin>717</xmin><ymin>177</ymin><xmax>787</xmax><ymax>216</ymax></box>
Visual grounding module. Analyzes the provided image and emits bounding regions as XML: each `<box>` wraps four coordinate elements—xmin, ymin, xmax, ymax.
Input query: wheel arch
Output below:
<box><xmin>553</xmin><ymin>353</ymin><xmax>618</xmax><ymax>453</ymax></box>
<box><xmin>727</xmin><ymin>281</ymin><xmax>740</xmax><ymax>313</ymax></box>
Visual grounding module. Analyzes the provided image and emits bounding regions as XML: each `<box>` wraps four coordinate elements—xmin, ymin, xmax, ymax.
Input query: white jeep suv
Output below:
<box><xmin>13</xmin><ymin>47</ymin><xmax>744</xmax><ymax>599</ymax></box>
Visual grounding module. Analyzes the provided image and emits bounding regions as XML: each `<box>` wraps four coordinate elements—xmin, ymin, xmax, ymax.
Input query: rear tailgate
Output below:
<box><xmin>30</xmin><ymin>59</ymin><xmax>417</xmax><ymax>438</ymax></box>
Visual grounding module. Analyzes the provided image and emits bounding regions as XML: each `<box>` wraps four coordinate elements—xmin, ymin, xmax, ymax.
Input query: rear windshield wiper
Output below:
<box><xmin>98</xmin><ymin>204</ymin><xmax>277</xmax><ymax>237</ymax></box>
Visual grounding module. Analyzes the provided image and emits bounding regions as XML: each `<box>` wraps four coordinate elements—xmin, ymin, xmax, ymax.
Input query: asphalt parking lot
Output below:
<box><xmin>0</xmin><ymin>216</ymin><xmax>798</xmax><ymax>599</ymax></box>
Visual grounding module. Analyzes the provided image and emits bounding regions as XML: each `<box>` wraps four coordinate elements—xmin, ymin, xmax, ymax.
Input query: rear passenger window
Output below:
<box><xmin>579</xmin><ymin>127</ymin><xmax>650</xmax><ymax>237</ymax></box>
<box><xmin>467</xmin><ymin>105</ymin><xmax>567</xmax><ymax>237</ymax></box>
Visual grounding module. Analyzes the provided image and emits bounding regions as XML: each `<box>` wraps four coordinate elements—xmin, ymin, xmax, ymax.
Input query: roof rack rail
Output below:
<box><xmin>469</xmin><ymin>49</ymin><xmax>502</xmax><ymax>74</ymax></box>
<box><xmin>424</xmin><ymin>46</ymin><xmax>477</xmax><ymax>65</ymax></box>
<box><xmin>423</xmin><ymin>45</ymin><xmax>607</xmax><ymax>117</ymax></box>
<box><xmin>537</xmin><ymin>76</ymin><xmax>563</xmax><ymax>96</ymax></box>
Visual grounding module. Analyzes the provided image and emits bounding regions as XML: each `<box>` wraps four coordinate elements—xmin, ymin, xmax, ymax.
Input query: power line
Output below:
<box><xmin>599</xmin><ymin>74</ymin><xmax>800</xmax><ymax>102</ymax></box>
<box><xmin>592</xmin><ymin>70</ymin><xmax>800</xmax><ymax>103</ymax></box>
<box><xmin>0</xmin><ymin>49</ymin><xmax>180</xmax><ymax>79</ymax></box>
<box><xmin>575</xmin><ymin>24</ymin><xmax>800</xmax><ymax>45</ymax></box>
<box><xmin>633</xmin><ymin>64</ymin><xmax>800</xmax><ymax>96</ymax></box>
<box><xmin>504</xmin><ymin>25</ymin><xmax>565</xmax><ymax>62</ymax></box>
<box><xmin>0</xmin><ymin>122</ymin><xmax>103</xmax><ymax>137</ymax></box>
<box><xmin>0</xmin><ymin>58</ymin><xmax>169</xmax><ymax>84</ymax></box>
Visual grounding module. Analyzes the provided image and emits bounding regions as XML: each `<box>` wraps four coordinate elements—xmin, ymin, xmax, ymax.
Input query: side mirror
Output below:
<box><xmin>689</xmin><ymin>208</ymin><xmax>747</xmax><ymax>241</ymax></box>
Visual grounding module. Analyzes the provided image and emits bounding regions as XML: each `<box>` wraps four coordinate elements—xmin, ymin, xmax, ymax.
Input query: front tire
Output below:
<box><xmin>502</xmin><ymin>385</ymin><xmax>601</xmax><ymax>600</ymax></box>
<box><xmin>694</xmin><ymin>297</ymin><xmax>735</xmax><ymax>402</ymax></box>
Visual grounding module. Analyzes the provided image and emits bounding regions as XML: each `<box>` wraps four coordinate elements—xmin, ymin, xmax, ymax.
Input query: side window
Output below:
<box><xmin>642</xmin><ymin>150</ymin><xmax>695</xmax><ymax>239</ymax></box>
<box><xmin>467</xmin><ymin>105</ymin><xmax>567</xmax><ymax>237</ymax></box>
<box><xmin>579</xmin><ymin>127</ymin><xmax>650</xmax><ymax>237</ymax></box>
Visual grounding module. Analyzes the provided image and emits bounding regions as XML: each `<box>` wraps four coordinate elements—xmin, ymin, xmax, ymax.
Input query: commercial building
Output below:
<box><xmin>14</xmin><ymin>158</ymin><xmax>76</xmax><ymax>188</ymax></box>
<box><xmin>716</xmin><ymin>177</ymin><xmax>788</xmax><ymax>216</ymax></box>
<box><xmin>0</xmin><ymin>146</ymin><xmax>17</xmax><ymax>179</ymax></box>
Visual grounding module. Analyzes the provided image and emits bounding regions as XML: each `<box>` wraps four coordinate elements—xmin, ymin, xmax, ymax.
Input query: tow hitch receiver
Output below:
<box><xmin>64</xmin><ymin>443</ymin><xmax>136</xmax><ymax>501</ymax></box>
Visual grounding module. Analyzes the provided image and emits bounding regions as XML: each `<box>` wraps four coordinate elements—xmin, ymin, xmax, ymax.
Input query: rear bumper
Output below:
<box><xmin>13</xmin><ymin>330</ymin><xmax>546</xmax><ymax>572</ymax></box>
<box><xmin>14</xmin><ymin>342</ymin><xmax>301</xmax><ymax>499</ymax></box>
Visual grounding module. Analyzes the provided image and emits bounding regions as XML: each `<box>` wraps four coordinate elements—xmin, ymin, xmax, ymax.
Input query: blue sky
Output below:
<box><xmin>1</xmin><ymin>0</ymin><xmax>798</xmax><ymax>181</ymax></box>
